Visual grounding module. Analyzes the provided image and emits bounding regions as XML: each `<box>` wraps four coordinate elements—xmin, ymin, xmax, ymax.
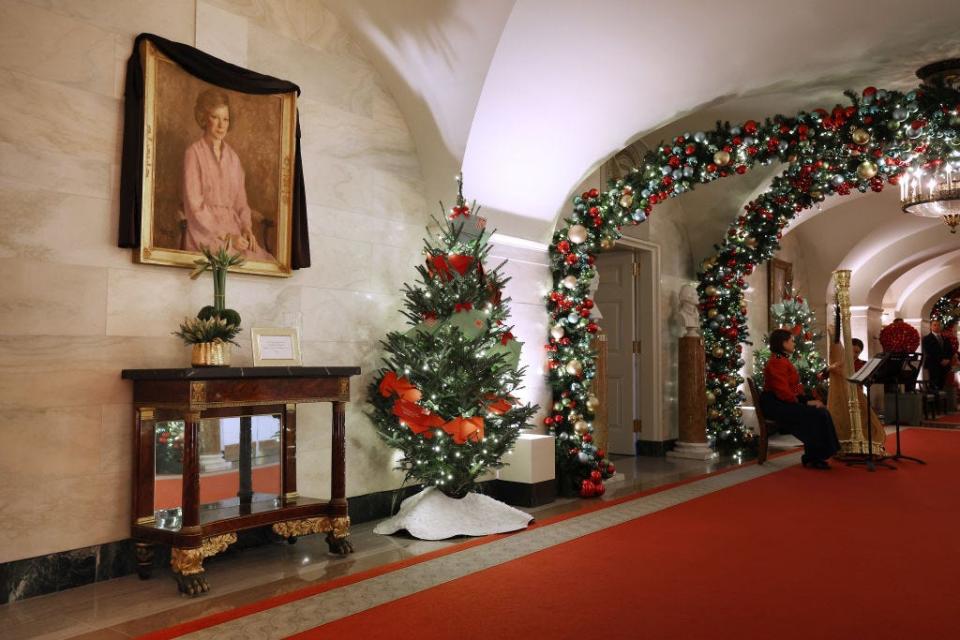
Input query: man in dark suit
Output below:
<box><xmin>922</xmin><ymin>319</ymin><xmax>954</xmax><ymax>389</ymax></box>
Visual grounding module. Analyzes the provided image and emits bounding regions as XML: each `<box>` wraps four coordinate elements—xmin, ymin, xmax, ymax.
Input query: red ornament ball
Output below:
<box><xmin>595</xmin><ymin>482</ymin><xmax>606</xmax><ymax>496</ymax></box>
<box><xmin>590</xmin><ymin>470</ymin><xmax>601</xmax><ymax>482</ymax></box>
<box><xmin>580</xmin><ymin>480</ymin><xmax>597</xmax><ymax>498</ymax></box>
<box><xmin>588</xmin><ymin>188</ymin><xmax>599</xmax><ymax>198</ymax></box>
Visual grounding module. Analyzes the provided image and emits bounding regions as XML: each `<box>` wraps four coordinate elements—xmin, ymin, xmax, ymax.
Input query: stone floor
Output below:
<box><xmin>1</xmin><ymin>443</ymin><xmax>801</xmax><ymax>640</ymax></box>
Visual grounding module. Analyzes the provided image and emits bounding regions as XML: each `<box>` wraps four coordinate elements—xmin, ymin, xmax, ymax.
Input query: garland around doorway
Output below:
<box><xmin>546</xmin><ymin>83</ymin><xmax>960</xmax><ymax>483</ymax></box>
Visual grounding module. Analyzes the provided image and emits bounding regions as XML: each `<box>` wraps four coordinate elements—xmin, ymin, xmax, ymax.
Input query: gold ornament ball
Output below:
<box><xmin>561</xmin><ymin>275</ymin><xmax>578</xmax><ymax>289</ymax></box>
<box><xmin>712</xmin><ymin>347</ymin><xmax>725</xmax><ymax>358</ymax></box>
<box><xmin>851</xmin><ymin>128</ymin><xmax>871</xmax><ymax>145</ymax></box>
<box><xmin>600</xmin><ymin>237</ymin><xmax>615</xmax><ymax>250</ymax></box>
<box><xmin>586</xmin><ymin>395</ymin><xmax>600</xmax><ymax>411</ymax></box>
<box><xmin>574</xmin><ymin>420</ymin><xmax>589</xmax><ymax>435</ymax></box>
<box><xmin>810</xmin><ymin>190</ymin><xmax>824</xmax><ymax>202</ymax></box>
<box><xmin>705</xmin><ymin>285</ymin><xmax>718</xmax><ymax>296</ymax></box>
<box><xmin>709</xmin><ymin>409</ymin><xmax>721</xmax><ymax>420</ymax></box>
<box><xmin>713</xmin><ymin>150</ymin><xmax>731</xmax><ymax>166</ymax></box>
<box><xmin>706</xmin><ymin>391</ymin><xmax>716</xmax><ymax>404</ymax></box>
<box><xmin>565</xmin><ymin>359</ymin><xmax>583</xmax><ymax>376</ymax></box>
<box><xmin>568</xmin><ymin>224</ymin><xmax>589</xmax><ymax>244</ymax></box>
<box><xmin>707</xmin><ymin>309</ymin><xmax>718</xmax><ymax>318</ymax></box>
<box><xmin>857</xmin><ymin>160</ymin><xmax>878</xmax><ymax>180</ymax></box>
<box><xmin>619</xmin><ymin>193</ymin><xmax>634</xmax><ymax>208</ymax></box>
<box><xmin>568</xmin><ymin>412</ymin><xmax>581</xmax><ymax>424</ymax></box>
<box><xmin>550</xmin><ymin>325</ymin><xmax>565</xmax><ymax>340</ymax></box>
<box><xmin>745</xmin><ymin>237</ymin><xmax>758</xmax><ymax>248</ymax></box>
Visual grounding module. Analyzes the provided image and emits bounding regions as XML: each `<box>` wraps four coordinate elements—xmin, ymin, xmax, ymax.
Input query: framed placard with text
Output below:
<box><xmin>251</xmin><ymin>327</ymin><xmax>302</xmax><ymax>366</ymax></box>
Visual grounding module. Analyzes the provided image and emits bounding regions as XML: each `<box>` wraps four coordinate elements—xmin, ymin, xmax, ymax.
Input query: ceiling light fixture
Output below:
<box><xmin>900</xmin><ymin>60</ymin><xmax>960</xmax><ymax>234</ymax></box>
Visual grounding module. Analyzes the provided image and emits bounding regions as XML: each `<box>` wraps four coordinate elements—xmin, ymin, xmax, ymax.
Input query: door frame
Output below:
<box><xmin>611</xmin><ymin>236</ymin><xmax>664</xmax><ymax>447</ymax></box>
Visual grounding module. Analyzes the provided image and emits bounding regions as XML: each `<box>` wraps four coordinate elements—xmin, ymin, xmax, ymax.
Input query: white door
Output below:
<box><xmin>595</xmin><ymin>250</ymin><xmax>638</xmax><ymax>455</ymax></box>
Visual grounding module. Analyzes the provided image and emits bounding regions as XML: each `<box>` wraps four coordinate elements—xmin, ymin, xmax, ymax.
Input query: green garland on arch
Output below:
<box><xmin>546</xmin><ymin>83</ymin><xmax>960</xmax><ymax>477</ymax></box>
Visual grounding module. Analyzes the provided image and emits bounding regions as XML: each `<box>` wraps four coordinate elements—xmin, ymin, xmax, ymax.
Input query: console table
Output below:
<box><xmin>121</xmin><ymin>366</ymin><xmax>360</xmax><ymax>596</ymax></box>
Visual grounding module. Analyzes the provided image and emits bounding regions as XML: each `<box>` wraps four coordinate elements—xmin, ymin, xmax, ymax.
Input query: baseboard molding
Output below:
<box><xmin>493</xmin><ymin>479</ymin><xmax>557</xmax><ymax>507</ymax></box>
<box><xmin>0</xmin><ymin>479</ymin><xmax>546</xmax><ymax>603</ymax></box>
<box><xmin>635</xmin><ymin>438</ymin><xmax>677</xmax><ymax>457</ymax></box>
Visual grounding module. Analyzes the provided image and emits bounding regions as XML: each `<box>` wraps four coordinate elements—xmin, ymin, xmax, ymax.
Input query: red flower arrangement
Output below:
<box><xmin>878</xmin><ymin>319</ymin><xmax>920</xmax><ymax>354</ymax></box>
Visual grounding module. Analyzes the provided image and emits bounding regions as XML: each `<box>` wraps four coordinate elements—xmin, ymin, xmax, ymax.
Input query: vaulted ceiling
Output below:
<box><xmin>326</xmin><ymin>0</ymin><xmax>960</xmax><ymax>316</ymax></box>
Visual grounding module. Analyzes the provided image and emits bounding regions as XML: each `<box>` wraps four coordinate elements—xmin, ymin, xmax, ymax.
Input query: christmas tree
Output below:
<box><xmin>368</xmin><ymin>177</ymin><xmax>538</xmax><ymax>499</ymax></box>
<box><xmin>753</xmin><ymin>293</ymin><xmax>827</xmax><ymax>393</ymax></box>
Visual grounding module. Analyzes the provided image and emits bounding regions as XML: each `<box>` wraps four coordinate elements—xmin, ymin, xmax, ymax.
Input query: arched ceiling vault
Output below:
<box><xmin>327</xmin><ymin>0</ymin><xmax>960</xmax><ymax>243</ymax></box>
<box><xmin>328</xmin><ymin>0</ymin><xmax>960</xmax><ymax>315</ymax></box>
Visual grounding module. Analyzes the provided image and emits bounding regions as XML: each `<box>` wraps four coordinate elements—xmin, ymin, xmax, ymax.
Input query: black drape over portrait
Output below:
<box><xmin>118</xmin><ymin>33</ymin><xmax>310</xmax><ymax>269</ymax></box>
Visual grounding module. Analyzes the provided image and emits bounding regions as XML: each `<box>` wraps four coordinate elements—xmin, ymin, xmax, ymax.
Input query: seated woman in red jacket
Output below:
<box><xmin>761</xmin><ymin>328</ymin><xmax>840</xmax><ymax>469</ymax></box>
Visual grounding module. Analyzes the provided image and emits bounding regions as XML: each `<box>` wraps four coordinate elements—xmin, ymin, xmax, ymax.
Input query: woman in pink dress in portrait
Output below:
<box><xmin>182</xmin><ymin>89</ymin><xmax>274</xmax><ymax>261</ymax></box>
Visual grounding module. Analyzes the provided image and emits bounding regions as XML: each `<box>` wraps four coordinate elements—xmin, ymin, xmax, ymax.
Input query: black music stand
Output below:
<box><xmin>845</xmin><ymin>354</ymin><xmax>896</xmax><ymax>471</ymax></box>
<box><xmin>868</xmin><ymin>352</ymin><xmax>925</xmax><ymax>464</ymax></box>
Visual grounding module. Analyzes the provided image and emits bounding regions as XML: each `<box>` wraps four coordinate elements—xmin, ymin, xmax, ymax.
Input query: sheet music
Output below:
<box><xmin>848</xmin><ymin>356</ymin><xmax>884</xmax><ymax>384</ymax></box>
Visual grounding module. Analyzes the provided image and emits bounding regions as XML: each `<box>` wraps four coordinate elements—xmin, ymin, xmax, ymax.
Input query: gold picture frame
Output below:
<box><xmin>251</xmin><ymin>327</ymin><xmax>302</xmax><ymax>366</ymax></box>
<box><xmin>137</xmin><ymin>40</ymin><xmax>296</xmax><ymax>277</ymax></box>
<box><xmin>768</xmin><ymin>258</ymin><xmax>794</xmax><ymax>328</ymax></box>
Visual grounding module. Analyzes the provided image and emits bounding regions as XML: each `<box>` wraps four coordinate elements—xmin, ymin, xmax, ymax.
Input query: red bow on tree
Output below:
<box><xmin>449</xmin><ymin>204</ymin><xmax>470</xmax><ymax>219</ymax></box>
<box><xmin>441</xmin><ymin>416</ymin><xmax>484</xmax><ymax>444</ymax></box>
<box><xmin>483</xmin><ymin>394</ymin><xmax>513</xmax><ymax>415</ymax></box>
<box><xmin>454</xmin><ymin>302</ymin><xmax>473</xmax><ymax>313</ymax></box>
<box><xmin>379</xmin><ymin>371</ymin><xmax>422</xmax><ymax>402</ymax></box>
<box><xmin>500</xmin><ymin>331</ymin><xmax>514</xmax><ymax>345</ymax></box>
<box><xmin>428</xmin><ymin>254</ymin><xmax>474</xmax><ymax>281</ymax></box>
<box><xmin>392</xmin><ymin>399</ymin><xmax>445</xmax><ymax>437</ymax></box>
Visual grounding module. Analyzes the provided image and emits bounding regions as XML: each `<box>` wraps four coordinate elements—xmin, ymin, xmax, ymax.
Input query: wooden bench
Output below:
<box><xmin>746</xmin><ymin>377</ymin><xmax>780</xmax><ymax>464</ymax></box>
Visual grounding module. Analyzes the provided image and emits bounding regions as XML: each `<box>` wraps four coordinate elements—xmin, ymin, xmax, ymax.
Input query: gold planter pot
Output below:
<box><xmin>191</xmin><ymin>341</ymin><xmax>231</xmax><ymax>367</ymax></box>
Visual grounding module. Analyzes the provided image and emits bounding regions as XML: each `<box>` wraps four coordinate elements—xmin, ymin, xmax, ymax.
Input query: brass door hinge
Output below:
<box><xmin>633</xmin><ymin>261</ymin><xmax>640</xmax><ymax>277</ymax></box>
<box><xmin>633</xmin><ymin>418</ymin><xmax>642</xmax><ymax>433</ymax></box>
<box><xmin>633</xmin><ymin>340</ymin><xmax>642</xmax><ymax>354</ymax></box>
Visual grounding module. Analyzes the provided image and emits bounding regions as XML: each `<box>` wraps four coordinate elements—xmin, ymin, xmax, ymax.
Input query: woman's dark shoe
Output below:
<box><xmin>811</xmin><ymin>460</ymin><xmax>831</xmax><ymax>470</ymax></box>
<box><xmin>801</xmin><ymin>454</ymin><xmax>811</xmax><ymax>467</ymax></box>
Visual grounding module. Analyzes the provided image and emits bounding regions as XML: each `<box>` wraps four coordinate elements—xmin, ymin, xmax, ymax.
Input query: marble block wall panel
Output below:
<box><xmin>247</xmin><ymin>22</ymin><xmax>377</xmax><ymax>117</ymax></box>
<box><xmin>204</xmin><ymin>0</ymin><xmax>365</xmax><ymax>61</ymax></box>
<box><xmin>196</xmin><ymin>0</ymin><xmax>249</xmax><ymax>67</ymax></box>
<box><xmin>0</xmin><ymin>259</ymin><xmax>108</xmax><ymax>336</ymax></box>
<box><xmin>21</xmin><ymin>0</ymin><xmax>197</xmax><ymax>46</ymax></box>
<box><xmin>0</xmin><ymin>69</ymin><xmax>121</xmax><ymax>164</ymax></box>
<box><xmin>0</xmin><ymin>1</ymin><xmax>116</xmax><ymax>97</ymax></box>
<box><xmin>0</xmin><ymin>0</ymin><xmax>430</xmax><ymax>570</ymax></box>
<box><xmin>0</xmin><ymin>143</ymin><xmax>113</xmax><ymax>201</ymax></box>
<box><xmin>0</xmin><ymin>186</ymin><xmax>126</xmax><ymax>268</ymax></box>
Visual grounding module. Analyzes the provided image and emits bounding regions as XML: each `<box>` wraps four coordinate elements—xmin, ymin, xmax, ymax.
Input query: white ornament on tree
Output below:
<box><xmin>561</xmin><ymin>275</ymin><xmax>578</xmax><ymax>289</ymax></box>
<box><xmin>550</xmin><ymin>325</ymin><xmax>565</xmax><ymax>340</ymax></box>
<box><xmin>567</xmin><ymin>224</ymin><xmax>588</xmax><ymax>244</ymax></box>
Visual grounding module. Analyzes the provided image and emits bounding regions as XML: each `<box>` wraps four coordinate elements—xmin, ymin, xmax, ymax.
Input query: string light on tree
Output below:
<box><xmin>369</xmin><ymin>176</ymin><xmax>537</xmax><ymax>498</ymax></box>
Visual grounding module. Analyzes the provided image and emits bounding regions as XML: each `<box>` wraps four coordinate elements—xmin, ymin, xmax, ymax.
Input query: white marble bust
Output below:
<box><xmin>679</xmin><ymin>284</ymin><xmax>700</xmax><ymax>337</ymax></box>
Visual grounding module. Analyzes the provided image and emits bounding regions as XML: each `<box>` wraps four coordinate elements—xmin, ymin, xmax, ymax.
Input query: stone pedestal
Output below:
<box><xmin>496</xmin><ymin>433</ymin><xmax>556</xmax><ymax>506</ymax></box>
<box><xmin>668</xmin><ymin>335</ymin><xmax>717</xmax><ymax>461</ymax></box>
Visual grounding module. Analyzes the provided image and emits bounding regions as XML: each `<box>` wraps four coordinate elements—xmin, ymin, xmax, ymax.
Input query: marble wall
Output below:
<box><xmin>0</xmin><ymin>0</ymin><xmax>431</xmax><ymax>564</ymax></box>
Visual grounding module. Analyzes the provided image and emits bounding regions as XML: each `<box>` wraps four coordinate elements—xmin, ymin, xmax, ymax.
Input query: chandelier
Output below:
<box><xmin>900</xmin><ymin>59</ymin><xmax>960</xmax><ymax>233</ymax></box>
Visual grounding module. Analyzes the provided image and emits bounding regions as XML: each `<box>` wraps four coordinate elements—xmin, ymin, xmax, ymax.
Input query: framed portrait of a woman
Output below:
<box><xmin>768</xmin><ymin>258</ymin><xmax>793</xmax><ymax>327</ymax></box>
<box><xmin>134</xmin><ymin>39</ymin><xmax>297</xmax><ymax>277</ymax></box>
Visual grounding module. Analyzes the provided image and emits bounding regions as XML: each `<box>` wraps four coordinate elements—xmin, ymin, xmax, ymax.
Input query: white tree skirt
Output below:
<box><xmin>373</xmin><ymin>487</ymin><xmax>533</xmax><ymax>540</ymax></box>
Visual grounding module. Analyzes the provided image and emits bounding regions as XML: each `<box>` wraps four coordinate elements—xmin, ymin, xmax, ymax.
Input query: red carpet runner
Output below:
<box><xmin>289</xmin><ymin>430</ymin><xmax>958</xmax><ymax>640</ymax></box>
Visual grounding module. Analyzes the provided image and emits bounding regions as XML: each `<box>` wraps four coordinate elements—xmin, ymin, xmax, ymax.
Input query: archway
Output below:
<box><xmin>545</xmin><ymin>78</ymin><xmax>959</xmax><ymax>487</ymax></box>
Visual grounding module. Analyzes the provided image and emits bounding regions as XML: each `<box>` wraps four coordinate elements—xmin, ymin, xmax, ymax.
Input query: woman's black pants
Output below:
<box><xmin>759</xmin><ymin>392</ymin><xmax>840</xmax><ymax>462</ymax></box>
